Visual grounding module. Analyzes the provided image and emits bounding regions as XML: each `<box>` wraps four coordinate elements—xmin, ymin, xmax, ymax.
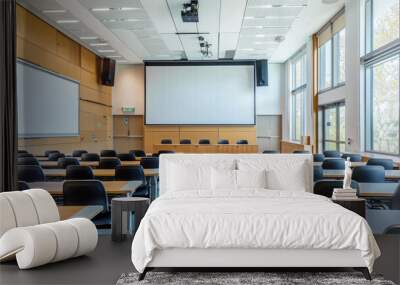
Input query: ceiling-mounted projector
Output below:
<box><xmin>181</xmin><ymin>0</ymin><xmax>198</xmax><ymax>22</ymax></box>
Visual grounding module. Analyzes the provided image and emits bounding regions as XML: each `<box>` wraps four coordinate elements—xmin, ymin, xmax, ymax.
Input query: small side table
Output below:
<box><xmin>111</xmin><ymin>197</ymin><xmax>150</xmax><ymax>242</ymax></box>
<box><xmin>332</xmin><ymin>198</ymin><xmax>366</xmax><ymax>218</ymax></box>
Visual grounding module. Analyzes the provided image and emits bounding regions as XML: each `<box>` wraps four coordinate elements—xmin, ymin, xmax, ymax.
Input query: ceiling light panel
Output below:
<box><xmin>243</xmin><ymin>17</ymin><xmax>296</xmax><ymax>28</ymax></box>
<box><xmin>247</xmin><ymin>0</ymin><xmax>308</xmax><ymax>7</ymax></box>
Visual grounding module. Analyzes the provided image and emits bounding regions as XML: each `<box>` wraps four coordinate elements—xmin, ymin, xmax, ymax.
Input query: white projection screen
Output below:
<box><xmin>17</xmin><ymin>60</ymin><xmax>80</xmax><ymax>138</ymax></box>
<box><xmin>145</xmin><ymin>62</ymin><xmax>255</xmax><ymax>125</ymax></box>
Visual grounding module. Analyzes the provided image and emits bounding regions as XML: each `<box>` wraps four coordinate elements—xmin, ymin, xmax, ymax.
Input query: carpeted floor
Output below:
<box><xmin>117</xmin><ymin>271</ymin><xmax>396</xmax><ymax>285</ymax></box>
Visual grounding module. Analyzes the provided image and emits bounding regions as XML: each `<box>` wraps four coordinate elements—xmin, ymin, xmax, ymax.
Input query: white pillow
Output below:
<box><xmin>236</xmin><ymin>169</ymin><xmax>267</xmax><ymax>189</ymax></box>
<box><xmin>168</xmin><ymin>163</ymin><xmax>212</xmax><ymax>191</ymax></box>
<box><xmin>211</xmin><ymin>168</ymin><xmax>237</xmax><ymax>190</ymax></box>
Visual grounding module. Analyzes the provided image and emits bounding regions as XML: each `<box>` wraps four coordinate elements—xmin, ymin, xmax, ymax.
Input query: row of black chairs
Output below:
<box><xmin>18</xmin><ymin>149</ymin><xmax>148</xmax><ymax>160</ymax></box>
<box><xmin>315</xmin><ymin>157</ymin><xmax>395</xmax><ymax>170</ymax></box>
<box><xmin>161</xmin><ymin>139</ymin><xmax>249</xmax><ymax>145</ymax></box>
<box><xmin>314</xmin><ymin>165</ymin><xmax>388</xmax><ymax>182</ymax></box>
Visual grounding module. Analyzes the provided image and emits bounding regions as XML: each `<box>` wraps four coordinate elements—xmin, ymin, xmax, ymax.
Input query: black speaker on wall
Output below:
<box><xmin>256</xmin><ymin>60</ymin><xmax>268</xmax><ymax>86</ymax></box>
<box><xmin>100</xmin><ymin>58</ymin><xmax>116</xmax><ymax>86</ymax></box>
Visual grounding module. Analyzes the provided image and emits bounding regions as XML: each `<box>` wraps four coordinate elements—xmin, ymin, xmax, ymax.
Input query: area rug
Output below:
<box><xmin>116</xmin><ymin>271</ymin><xmax>395</xmax><ymax>285</ymax></box>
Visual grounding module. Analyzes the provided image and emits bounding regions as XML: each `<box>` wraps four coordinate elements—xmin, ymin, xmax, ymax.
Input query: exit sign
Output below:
<box><xmin>122</xmin><ymin>107</ymin><xmax>135</xmax><ymax>113</ymax></box>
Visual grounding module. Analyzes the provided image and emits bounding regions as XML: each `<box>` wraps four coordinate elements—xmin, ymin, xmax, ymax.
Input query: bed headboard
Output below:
<box><xmin>159</xmin><ymin>154</ymin><xmax>313</xmax><ymax>196</ymax></box>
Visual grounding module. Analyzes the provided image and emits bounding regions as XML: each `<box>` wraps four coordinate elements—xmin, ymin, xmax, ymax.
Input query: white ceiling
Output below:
<box><xmin>17</xmin><ymin>0</ymin><xmax>344</xmax><ymax>63</ymax></box>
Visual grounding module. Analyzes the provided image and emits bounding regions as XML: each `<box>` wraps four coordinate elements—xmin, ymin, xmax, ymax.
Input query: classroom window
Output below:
<box><xmin>290</xmin><ymin>52</ymin><xmax>307</xmax><ymax>142</ymax></box>
<box><xmin>317</xmin><ymin>10</ymin><xmax>346</xmax><ymax>92</ymax></box>
<box><xmin>319</xmin><ymin>102</ymin><xmax>346</xmax><ymax>152</ymax></box>
<box><xmin>363</xmin><ymin>0</ymin><xmax>400</xmax><ymax>156</ymax></box>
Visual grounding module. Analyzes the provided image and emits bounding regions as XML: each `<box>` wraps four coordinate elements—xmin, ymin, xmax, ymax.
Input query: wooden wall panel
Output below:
<box><xmin>17</xmin><ymin>5</ymin><xmax>112</xmax><ymax>155</ymax></box>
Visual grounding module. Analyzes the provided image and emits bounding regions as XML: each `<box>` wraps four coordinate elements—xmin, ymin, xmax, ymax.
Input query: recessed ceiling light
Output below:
<box><xmin>80</xmin><ymin>36</ymin><xmax>98</xmax><ymax>40</ymax></box>
<box><xmin>91</xmin><ymin>8</ymin><xmax>112</xmax><ymax>12</ymax></box>
<box><xmin>322</xmin><ymin>0</ymin><xmax>339</xmax><ymax>3</ymax></box>
<box><xmin>98</xmin><ymin>49</ymin><xmax>115</xmax><ymax>53</ymax></box>
<box><xmin>244</xmin><ymin>25</ymin><xmax>290</xmax><ymax>29</ymax></box>
<box><xmin>239</xmin><ymin>48</ymin><xmax>255</xmax><ymax>51</ymax></box>
<box><xmin>56</xmin><ymin>19</ymin><xmax>80</xmax><ymax>24</ymax></box>
<box><xmin>43</xmin><ymin>9</ymin><xmax>66</xmax><ymax>13</ymax></box>
<box><xmin>249</xmin><ymin>4</ymin><xmax>306</xmax><ymax>8</ymax></box>
<box><xmin>90</xmin><ymin>42</ymin><xmax>108</xmax><ymax>46</ymax></box>
<box><xmin>107</xmin><ymin>55</ymin><xmax>122</xmax><ymax>58</ymax></box>
<box><xmin>120</xmin><ymin>7</ymin><xmax>140</xmax><ymax>11</ymax></box>
<box><xmin>255</xmin><ymin>34</ymin><xmax>266</xmax><ymax>38</ymax></box>
<box><xmin>102</xmin><ymin>19</ymin><xmax>117</xmax><ymax>22</ymax></box>
<box><xmin>124</xmin><ymin>18</ymin><xmax>142</xmax><ymax>22</ymax></box>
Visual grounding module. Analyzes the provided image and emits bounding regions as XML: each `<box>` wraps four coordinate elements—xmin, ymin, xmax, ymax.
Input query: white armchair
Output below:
<box><xmin>0</xmin><ymin>189</ymin><xmax>97</xmax><ymax>269</ymax></box>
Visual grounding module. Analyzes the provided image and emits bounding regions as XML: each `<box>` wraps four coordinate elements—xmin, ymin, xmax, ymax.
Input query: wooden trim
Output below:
<box><xmin>312</xmin><ymin>34</ymin><xmax>319</xmax><ymax>153</ymax></box>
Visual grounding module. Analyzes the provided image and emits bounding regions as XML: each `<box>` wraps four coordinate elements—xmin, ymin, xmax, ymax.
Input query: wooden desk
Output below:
<box><xmin>153</xmin><ymin>144</ymin><xmax>258</xmax><ymax>154</ymax></box>
<box><xmin>28</xmin><ymin>181</ymin><xmax>143</xmax><ymax>196</ymax></box>
<box><xmin>358</xmin><ymin>183</ymin><xmax>399</xmax><ymax>198</ymax></box>
<box><xmin>323</xmin><ymin>169</ymin><xmax>400</xmax><ymax>180</ymax></box>
<box><xmin>366</xmin><ymin>209</ymin><xmax>400</xmax><ymax>234</ymax></box>
<box><xmin>39</xmin><ymin>160</ymin><xmax>139</xmax><ymax>168</ymax></box>
<box><xmin>43</xmin><ymin>168</ymin><xmax>159</xmax><ymax>178</ymax></box>
<box><xmin>58</xmin><ymin>205</ymin><xmax>103</xmax><ymax>220</ymax></box>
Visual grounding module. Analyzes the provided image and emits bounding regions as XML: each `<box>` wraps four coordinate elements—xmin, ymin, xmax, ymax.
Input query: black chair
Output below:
<box><xmin>352</xmin><ymin>165</ymin><xmax>385</xmax><ymax>183</ymax></box>
<box><xmin>115</xmin><ymin>165</ymin><xmax>149</xmax><ymax>197</ymax></box>
<box><xmin>81</xmin><ymin>153</ymin><xmax>100</xmax><ymax>161</ymax></box>
<box><xmin>313</xmin><ymin>165</ymin><xmax>324</xmax><ymax>182</ymax></box>
<box><xmin>63</xmin><ymin>180</ymin><xmax>109</xmax><ymax>227</ymax></box>
<box><xmin>236</xmin><ymin>139</ymin><xmax>248</xmax><ymax>145</ymax></box>
<box><xmin>198</xmin><ymin>139</ymin><xmax>210</xmax><ymax>145</ymax></box>
<box><xmin>17</xmin><ymin>153</ymin><xmax>33</xmax><ymax>158</ymax></box>
<box><xmin>140</xmin><ymin>157</ymin><xmax>159</xmax><ymax>169</ymax></box>
<box><xmin>323</xmin><ymin>150</ymin><xmax>341</xmax><ymax>158</ymax></box>
<box><xmin>218</xmin><ymin>139</ymin><xmax>229</xmax><ymax>144</ymax></box>
<box><xmin>100</xmin><ymin>150</ymin><xmax>117</xmax><ymax>157</ymax></box>
<box><xmin>341</xmin><ymin>153</ymin><xmax>362</xmax><ymax>162</ymax></box>
<box><xmin>263</xmin><ymin>150</ymin><xmax>279</xmax><ymax>154</ymax></box>
<box><xmin>57</xmin><ymin>157</ymin><xmax>80</xmax><ymax>169</ymax></box>
<box><xmin>117</xmin><ymin>153</ymin><xmax>136</xmax><ymax>161</ymax></box>
<box><xmin>384</xmin><ymin>224</ymin><xmax>400</xmax><ymax>234</ymax></box>
<box><xmin>99</xmin><ymin>158</ymin><xmax>121</xmax><ymax>169</ymax></box>
<box><xmin>17</xmin><ymin>165</ymin><xmax>45</xmax><ymax>182</ymax></box>
<box><xmin>314</xmin><ymin>180</ymin><xmax>359</xmax><ymax>198</ymax></box>
<box><xmin>17</xmin><ymin>181</ymin><xmax>30</xmax><ymax>190</ymax></box>
<box><xmin>367</xmin><ymin>158</ymin><xmax>394</xmax><ymax>170</ymax></box>
<box><xmin>45</xmin><ymin>150</ymin><xmax>60</xmax><ymax>157</ymax></box>
<box><xmin>313</xmin><ymin>153</ymin><xmax>325</xmax><ymax>162</ymax></box>
<box><xmin>18</xmin><ymin>150</ymin><xmax>28</xmax><ymax>154</ymax></box>
<box><xmin>161</xmin><ymin>139</ymin><xmax>172</xmax><ymax>144</ymax></box>
<box><xmin>48</xmin><ymin>152</ymin><xmax>65</xmax><ymax>161</ymax></box>
<box><xmin>17</xmin><ymin>157</ymin><xmax>40</xmax><ymax>166</ymax></box>
<box><xmin>130</xmin><ymin>150</ymin><xmax>146</xmax><ymax>157</ymax></box>
<box><xmin>321</xmin><ymin>158</ymin><xmax>345</xmax><ymax>170</ymax></box>
<box><xmin>180</xmin><ymin>139</ymin><xmax>191</xmax><ymax>144</ymax></box>
<box><xmin>293</xmin><ymin>150</ymin><xmax>310</xmax><ymax>154</ymax></box>
<box><xmin>72</xmin><ymin>150</ymin><xmax>88</xmax><ymax>157</ymax></box>
<box><xmin>66</xmin><ymin>165</ymin><xmax>94</xmax><ymax>180</ymax></box>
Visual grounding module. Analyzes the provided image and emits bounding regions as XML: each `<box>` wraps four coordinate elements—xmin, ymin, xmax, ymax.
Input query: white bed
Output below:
<box><xmin>131</xmin><ymin>154</ymin><xmax>380</xmax><ymax>280</ymax></box>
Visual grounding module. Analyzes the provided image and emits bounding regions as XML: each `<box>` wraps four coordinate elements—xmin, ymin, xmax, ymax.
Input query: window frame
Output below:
<box><xmin>319</xmin><ymin>101</ymin><xmax>346</xmax><ymax>152</ymax></box>
<box><xmin>362</xmin><ymin>0</ymin><xmax>400</xmax><ymax>156</ymax></box>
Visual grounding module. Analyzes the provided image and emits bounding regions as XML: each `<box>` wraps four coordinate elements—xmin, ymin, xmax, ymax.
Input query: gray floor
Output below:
<box><xmin>1</xmin><ymin>235</ymin><xmax>399</xmax><ymax>285</ymax></box>
<box><xmin>0</xmin><ymin>235</ymin><xmax>134</xmax><ymax>285</ymax></box>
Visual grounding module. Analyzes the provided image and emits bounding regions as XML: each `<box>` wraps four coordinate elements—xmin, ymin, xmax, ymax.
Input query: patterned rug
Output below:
<box><xmin>116</xmin><ymin>271</ymin><xmax>395</xmax><ymax>285</ymax></box>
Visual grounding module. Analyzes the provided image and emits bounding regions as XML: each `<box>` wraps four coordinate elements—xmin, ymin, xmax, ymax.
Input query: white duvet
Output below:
<box><xmin>131</xmin><ymin>189</ymin><xmax>380</xmax><ymax>273</ymax></box>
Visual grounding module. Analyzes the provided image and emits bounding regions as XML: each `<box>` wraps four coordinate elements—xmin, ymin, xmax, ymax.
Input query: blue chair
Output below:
<box><xmin>17</xmin><ymin>181</ymin><xmax>30</xmax><ymax>190</ymax></box>
<box><xmin>180</xmin><ymin>139</ymin><xmax>191</xmax><ymax>144</ymax></box>
<box><xmin>72</xmin><ymin>150</ymin><xmax>88</xmax><ymax>157</ymax></box>
<box><xmin>293</xmin><ymin>150</ymin><xmax>310</xmax><ymax>154</ymax></box>
<box><xmin>81</xmin><ymin>153</ymin><xmax>100</xmax><ymax>162</ymax></box>
<box><xmin>218</xmin><ymin>139</ymin><xmax>229</xmax><ymax>144</ymax></box>
<box><xmin>17</xmin><ymin>153</ymin><xmax>33</xmax><ymax>158</ymax></box>
<box><xmin>392</xmin><ymin>185</ymin><xmax>400</xmax><ymax>210</ymax></box>
<box><xmin>100</xmin><ymin>150</ymin><xmax>117</xmax><ymax>157</ymax></box>
<box><xmin>367</xmin><ymin>158</ymin><xmax>394</xmax><ymax>170</ymax></box>
<box><xmin>384</xmin><ymin>224</ymin><xmax>400</xmax><ymax>234</ymax></box>
<box><xmin>66</xmin><ymin>165</ymin><xmax>94</xmax><ymax>180</ymax></box>
<box><xmin>117</xmin><ymin>153</ymin><xmax>136</xmax><ymax>161</ymax></box>
<box><xmin>17</xmin><ymin>157</ymin><xmax>40</xmax><ymax>166</ymax></box>
<box><xmin>99</xmin><ymin>158</ymin><xmax>121</xmax><ymax>169</ymax></box>
<box><xmin>48</xmin><ymin>152</ymin><xmax>65</xmax><ymax>161</ymax></box>
<box><xmin>236</xmin><ymin>139</ymin><xmax>248</xmax><ymax>145</ymax></box>
<box><xmin>18</xmin><ymin>150</ymin><xmax>28</xmax><ymax>154</ymax></box>
<box><xmin>313</xmin><ymin>165</ymin><xmax>324</xmax><ymax>181</ymax></box>
<box><xmin>140</xmin><ymin>157</ymin><xmax>159</xmax><ymax>169</ymax></box>
<box><xmin>342</xmin><ymin>153</ymin><xmax>362</xmax><ymax>162</ymax></box>
<box><xmin>161</xmin><ymin>139</ymin><xmax>172</xmax><ymax>144</ymax></box>
<box><xmin>198</xmin><ymin>139</ymin><xmax>210</xmax><ymax>145</ymax></box>
<box><xmin>352</xmin><ymin>165</ymin><xmax>385</xmax><ymax>183</ymax></box>
<box><xmin>17</xmin><ymin>165</ymin><xmax>45</xmax><ymax>182</ymax></box>
<box><xmin>130</xmin><ymin>150</ymin><xmax>146</xmax><ymax>157</ymax></box>
<box><xmin>323</xmin><ymin>150</ymin><xmax>341</xmax><ymax>158</ymax></box>
<box><xmin>263</xmin><ymin>150</ymin><xmax>279</xmax><ymax>154</ymax></box>
<box><xmin>321</xmin><ymin>158</ymin><xmax>345</xmax><ymax>169</ymax></box>
<box><xmin>314</xmin><ymin>180</ymin><xmax>359</xmax><ymax>198</ymax></box>
<box><xmin>45</xmin><ymin>150</ymin><xmax>60</xmax><ymax>157</ymax></box>
<box><xmin>313</xmin><ymin>154</ymin><xmax>325</xmax><ymax>162</ymax></box>
<box><xmin>115</xmin><ymin>165</ymin><xmax>149</xmax><ymax>198</ymax></box>
<box><xmin>57</xmin><ymin>157</ymin><xmax>80</xmax><ymax>169</ymax></box>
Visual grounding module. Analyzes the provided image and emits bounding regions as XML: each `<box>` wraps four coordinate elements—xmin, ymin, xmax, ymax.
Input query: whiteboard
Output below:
<box><xmin>17</xmin><ymin>60</ymin><xmax>80</xmax><ymax>138</ymax></box>
<box><xmin>145</xmin><ymin>63</ymin><xmax>255</xmax><ymax>125</ymax></box>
